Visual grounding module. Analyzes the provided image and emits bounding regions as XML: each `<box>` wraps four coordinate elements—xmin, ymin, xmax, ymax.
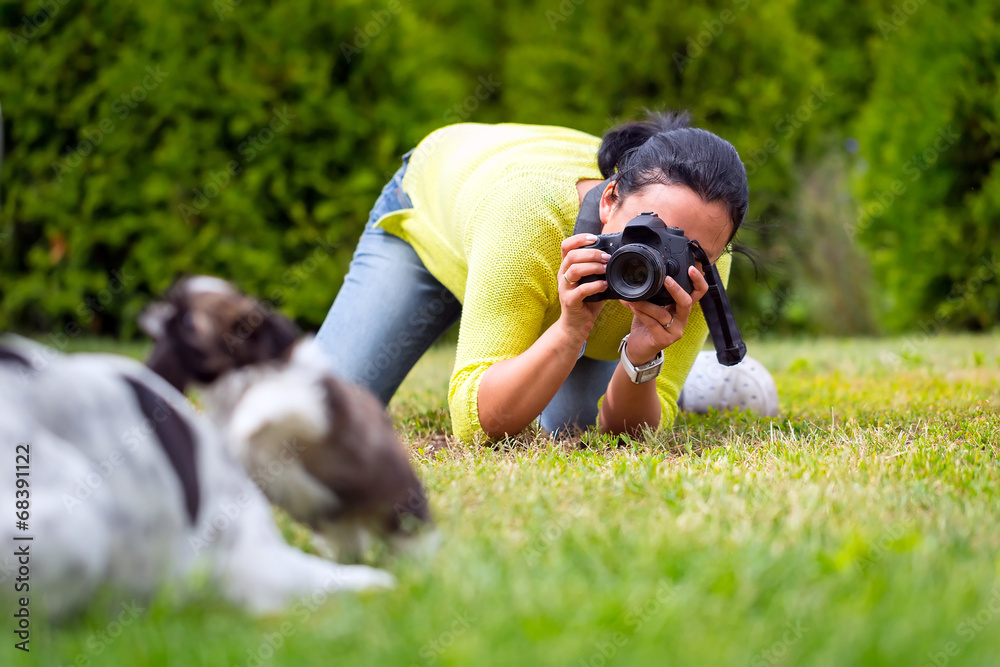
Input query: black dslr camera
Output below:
<box><xmin>572</xmin><ymin>181</ymin><xmax>747</xmax><ymax>366</ymax></box>
<box><xmin>579</xmin><ymin>212</ymin><xmax>695</xmax><ymax>307</ymax></box>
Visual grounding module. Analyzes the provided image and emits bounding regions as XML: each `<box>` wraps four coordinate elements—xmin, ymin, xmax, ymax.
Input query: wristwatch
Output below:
<box><xmin>618</xmin><ymin>334</ymin><xmax>663</xmax><ymax>384</ymax></box>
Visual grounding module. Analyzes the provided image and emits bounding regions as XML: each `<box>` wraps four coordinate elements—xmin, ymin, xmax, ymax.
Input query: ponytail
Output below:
<box><xmin>597</xmin><ymin>110</ymin><xmax>691</xmax><ymax>179</ymax></box>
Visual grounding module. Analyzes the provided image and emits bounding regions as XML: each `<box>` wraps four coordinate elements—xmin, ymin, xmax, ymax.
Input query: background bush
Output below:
<box><xmin>0</xmin><ymin>0</ymin><xmax>996</xmax><ymax>338</ymax></box>
<box><xmin>851</xmin><ymin>0</ymin><xmax>1000</xmax><ymax>332</ymax></box>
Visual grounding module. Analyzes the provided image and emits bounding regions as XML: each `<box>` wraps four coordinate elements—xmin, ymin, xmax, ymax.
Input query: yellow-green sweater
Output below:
<box><xmin>377</xmin><ymin>123</ymin><xmax>731</xmax><ymax>443</ymax></box>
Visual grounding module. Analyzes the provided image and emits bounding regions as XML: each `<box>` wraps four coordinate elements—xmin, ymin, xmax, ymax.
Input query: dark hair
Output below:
<box><xmin>598</xmin><ymin>110</ymin><xmax>749</xmax><ymax>242</ymax></box>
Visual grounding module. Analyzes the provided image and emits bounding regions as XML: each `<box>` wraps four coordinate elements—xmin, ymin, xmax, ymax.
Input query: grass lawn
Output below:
<box><xmin>22</xmin><ymin>333</ymin><xmax>1000</xmax><ymax>666</ymax></box>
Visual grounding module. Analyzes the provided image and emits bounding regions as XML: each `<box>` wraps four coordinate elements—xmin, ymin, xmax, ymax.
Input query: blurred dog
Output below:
<box><xmin>0</xmin><ymin>335</ymin><xmax>393</xmax><ymax>620</ymax></box>
<box><xmin>140</xmin><ymin>276</ymin><xmax>435</xmax><ymax>563</ymax></box>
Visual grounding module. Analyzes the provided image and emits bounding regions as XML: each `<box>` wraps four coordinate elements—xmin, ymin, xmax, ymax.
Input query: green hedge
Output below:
<box><xmin>4</xmin><ymin>0</ymin><xmax>991</xmax><ymax>339</ymax></box>
<box><xmin>851</xmin><ymin>0</ymin><xmax>1000</xmax><ymax>331</ymax></box>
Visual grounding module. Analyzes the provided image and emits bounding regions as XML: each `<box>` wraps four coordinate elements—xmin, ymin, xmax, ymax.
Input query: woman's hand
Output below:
<box><xmin>556</xmin><ymin>233</ymin><xmax>610</xmax><ymax>342</ymax></box>
<box><xmin>622</xmin><ymin>265</ymin><xmax>709</xmax><ymax>364</ymax></box>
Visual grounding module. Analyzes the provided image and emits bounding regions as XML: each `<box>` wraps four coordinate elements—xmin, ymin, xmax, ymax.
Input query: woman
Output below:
<box><xmin>316</xmin><ymin>111</ymin><xmax>756</xmax><ymax>443</ymax></box>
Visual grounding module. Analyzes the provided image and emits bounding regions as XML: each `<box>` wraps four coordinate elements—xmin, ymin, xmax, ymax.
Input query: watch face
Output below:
<box><xmin>636</xmin><ymin>366</ymin><xmax>660</xmax><ymax>384</ymax></box>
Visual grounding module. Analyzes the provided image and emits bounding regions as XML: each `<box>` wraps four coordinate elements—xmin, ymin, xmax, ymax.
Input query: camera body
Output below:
<box><xmin>579</xmin><ymin>212</ymin><xmax>695</xmax><ymax>306</ymax></box>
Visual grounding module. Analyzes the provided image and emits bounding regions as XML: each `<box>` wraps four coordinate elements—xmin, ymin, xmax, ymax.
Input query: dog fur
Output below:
<box><xmin>140</xmin><ymin>276</ymin><xmax>435</xmax><ymax>563</ymax></box>
<box><xmin>0</xmin><ymin>335</ymin><xmax>394</xmax><ymax>619</ymax></box>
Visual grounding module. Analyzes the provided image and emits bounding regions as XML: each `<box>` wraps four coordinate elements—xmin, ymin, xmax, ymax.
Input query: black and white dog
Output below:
<box><xmin>0</xmin><ymin>335</ymin><xmax>394</xmax><ymax>620</ymax></box>
<box><xmin>139</xmin><ymin>277</ymin><xmax>435</xmax><ymax>563</ymax></box>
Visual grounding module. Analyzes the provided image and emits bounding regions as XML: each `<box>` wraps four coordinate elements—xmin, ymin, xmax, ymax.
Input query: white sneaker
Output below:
<box><xmin>678</xmin><ymin>351</ymin><xmax>779</xmax><ymax>417</ymax></box>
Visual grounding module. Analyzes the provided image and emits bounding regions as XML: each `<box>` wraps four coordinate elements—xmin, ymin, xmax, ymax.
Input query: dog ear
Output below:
<box><xmin>145</xmin><ymin>333</ymin><xmax>192</xmax><ymax>392</ymax></box>
<box><xmin>143</xmin><ymin>291</ymin><xmax>221</xmax><ymax>391</ymax></box>
<box><xmin>138</xmin><ymin>301</ymin><xmax>176</xmax><ymax>340</ymax></box>
<box><xmin>140</xmin><ymin>300</ymin><xmax>196</xmax><ymax>392</ymax></box>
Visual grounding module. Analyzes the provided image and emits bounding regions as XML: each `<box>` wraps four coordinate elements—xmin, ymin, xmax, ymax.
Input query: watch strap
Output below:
<box><xmin>618</xmin><ymin>334</ymin><xmax>663</xmax><ymax>384</ymax></box>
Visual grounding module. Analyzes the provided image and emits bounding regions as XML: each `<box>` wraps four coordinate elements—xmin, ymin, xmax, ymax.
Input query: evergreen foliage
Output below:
<box><xmin>0</xmin><ymin>0</ymin><xmax>994</xmax><ymax>336</ymax></box>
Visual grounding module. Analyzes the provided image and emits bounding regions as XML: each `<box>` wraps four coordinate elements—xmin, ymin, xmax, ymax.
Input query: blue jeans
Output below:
<box><xmin>315</xmin><ymin>154</ymin><xmax>618</xmax><ymax>436</ymax></box>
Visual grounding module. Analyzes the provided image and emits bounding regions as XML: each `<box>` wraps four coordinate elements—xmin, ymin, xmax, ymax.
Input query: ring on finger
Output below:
<box><xmin>665</xmin><ymin>314</ymin><xmax>675</xmax><ymax>328</ymax></box>
<box><xmin>563</xmin><ymin>273</ymin><xmax>577</xmax><ymax>285</ymax></box>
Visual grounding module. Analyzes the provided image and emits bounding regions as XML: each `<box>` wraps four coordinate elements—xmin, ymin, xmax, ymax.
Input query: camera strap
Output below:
<box><xmin>571</xmin><ymin>178</ymin><xmax>614</xmax><ymax>236</ymax></box>
<box><xmin>689</xmin><ymin>241</ymin><xmax>747</xmax><ymax>366</ymax></box>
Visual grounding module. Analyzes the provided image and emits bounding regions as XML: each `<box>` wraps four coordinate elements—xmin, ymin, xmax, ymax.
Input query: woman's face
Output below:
<box><xmin>598</xmin><ymin>182</ymin><xmax>733</xmax><ymax>265</ymax></box>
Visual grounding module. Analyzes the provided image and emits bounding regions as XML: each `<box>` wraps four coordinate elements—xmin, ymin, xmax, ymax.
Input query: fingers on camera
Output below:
<box><xmin>566</xmin><ymin>248</ymin><xmax>609</xmax><ymax>266</ymax></box>
<box><xmin>561</xmin><ymin>233</ymin><xmax>600</xmax><ymax>255</ymax></box>
<box><xmin>663</xmin><ymin>277</ymin><xmax>692</xmax><ymax>309</ymax></box>
<box><xmin>565</xmin><ymin>262</ymin><xmax>606</xmax><ymax>283</ymax></box>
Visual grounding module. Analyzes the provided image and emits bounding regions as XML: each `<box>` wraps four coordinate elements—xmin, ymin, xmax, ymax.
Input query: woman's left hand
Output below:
<box><xmin>621</xmin><ymin>265</ymin><xmax>710</xmax><ymax>365</ymax></box>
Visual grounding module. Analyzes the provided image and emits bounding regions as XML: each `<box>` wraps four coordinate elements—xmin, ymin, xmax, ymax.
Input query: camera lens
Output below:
<box><xmin>620</xmin><ymin>256</ymin><xmax>649</xmax><ymax>287</ymax></box>
<box><xmin>607</xmin><ymin>245</ymin><xmax>665</xmax><ymax>301</ymax></box>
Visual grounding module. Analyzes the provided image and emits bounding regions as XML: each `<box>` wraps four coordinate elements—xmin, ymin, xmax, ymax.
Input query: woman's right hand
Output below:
<box><xmin>556</xmin><ymin>233</ymin><xmax>610</xmax><ymax>341</ymax></box>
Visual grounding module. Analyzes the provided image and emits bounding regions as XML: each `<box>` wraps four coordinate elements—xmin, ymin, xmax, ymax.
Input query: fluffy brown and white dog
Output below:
<box><xmin>139</xmin><ymin>276</ymin><xmax>435</xmax><ymax>563</ymax></box>
<box><xmin>0</xmin><ymin>335</ymin><xmax>394</xmax><ymax>620</ymax></box>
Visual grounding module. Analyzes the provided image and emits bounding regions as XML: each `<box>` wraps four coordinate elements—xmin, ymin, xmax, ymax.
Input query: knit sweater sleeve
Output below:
<box><xmin>447</xmin><ymin>171</ymin><xmax>568</xmax><ymax>443</ymax></box>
